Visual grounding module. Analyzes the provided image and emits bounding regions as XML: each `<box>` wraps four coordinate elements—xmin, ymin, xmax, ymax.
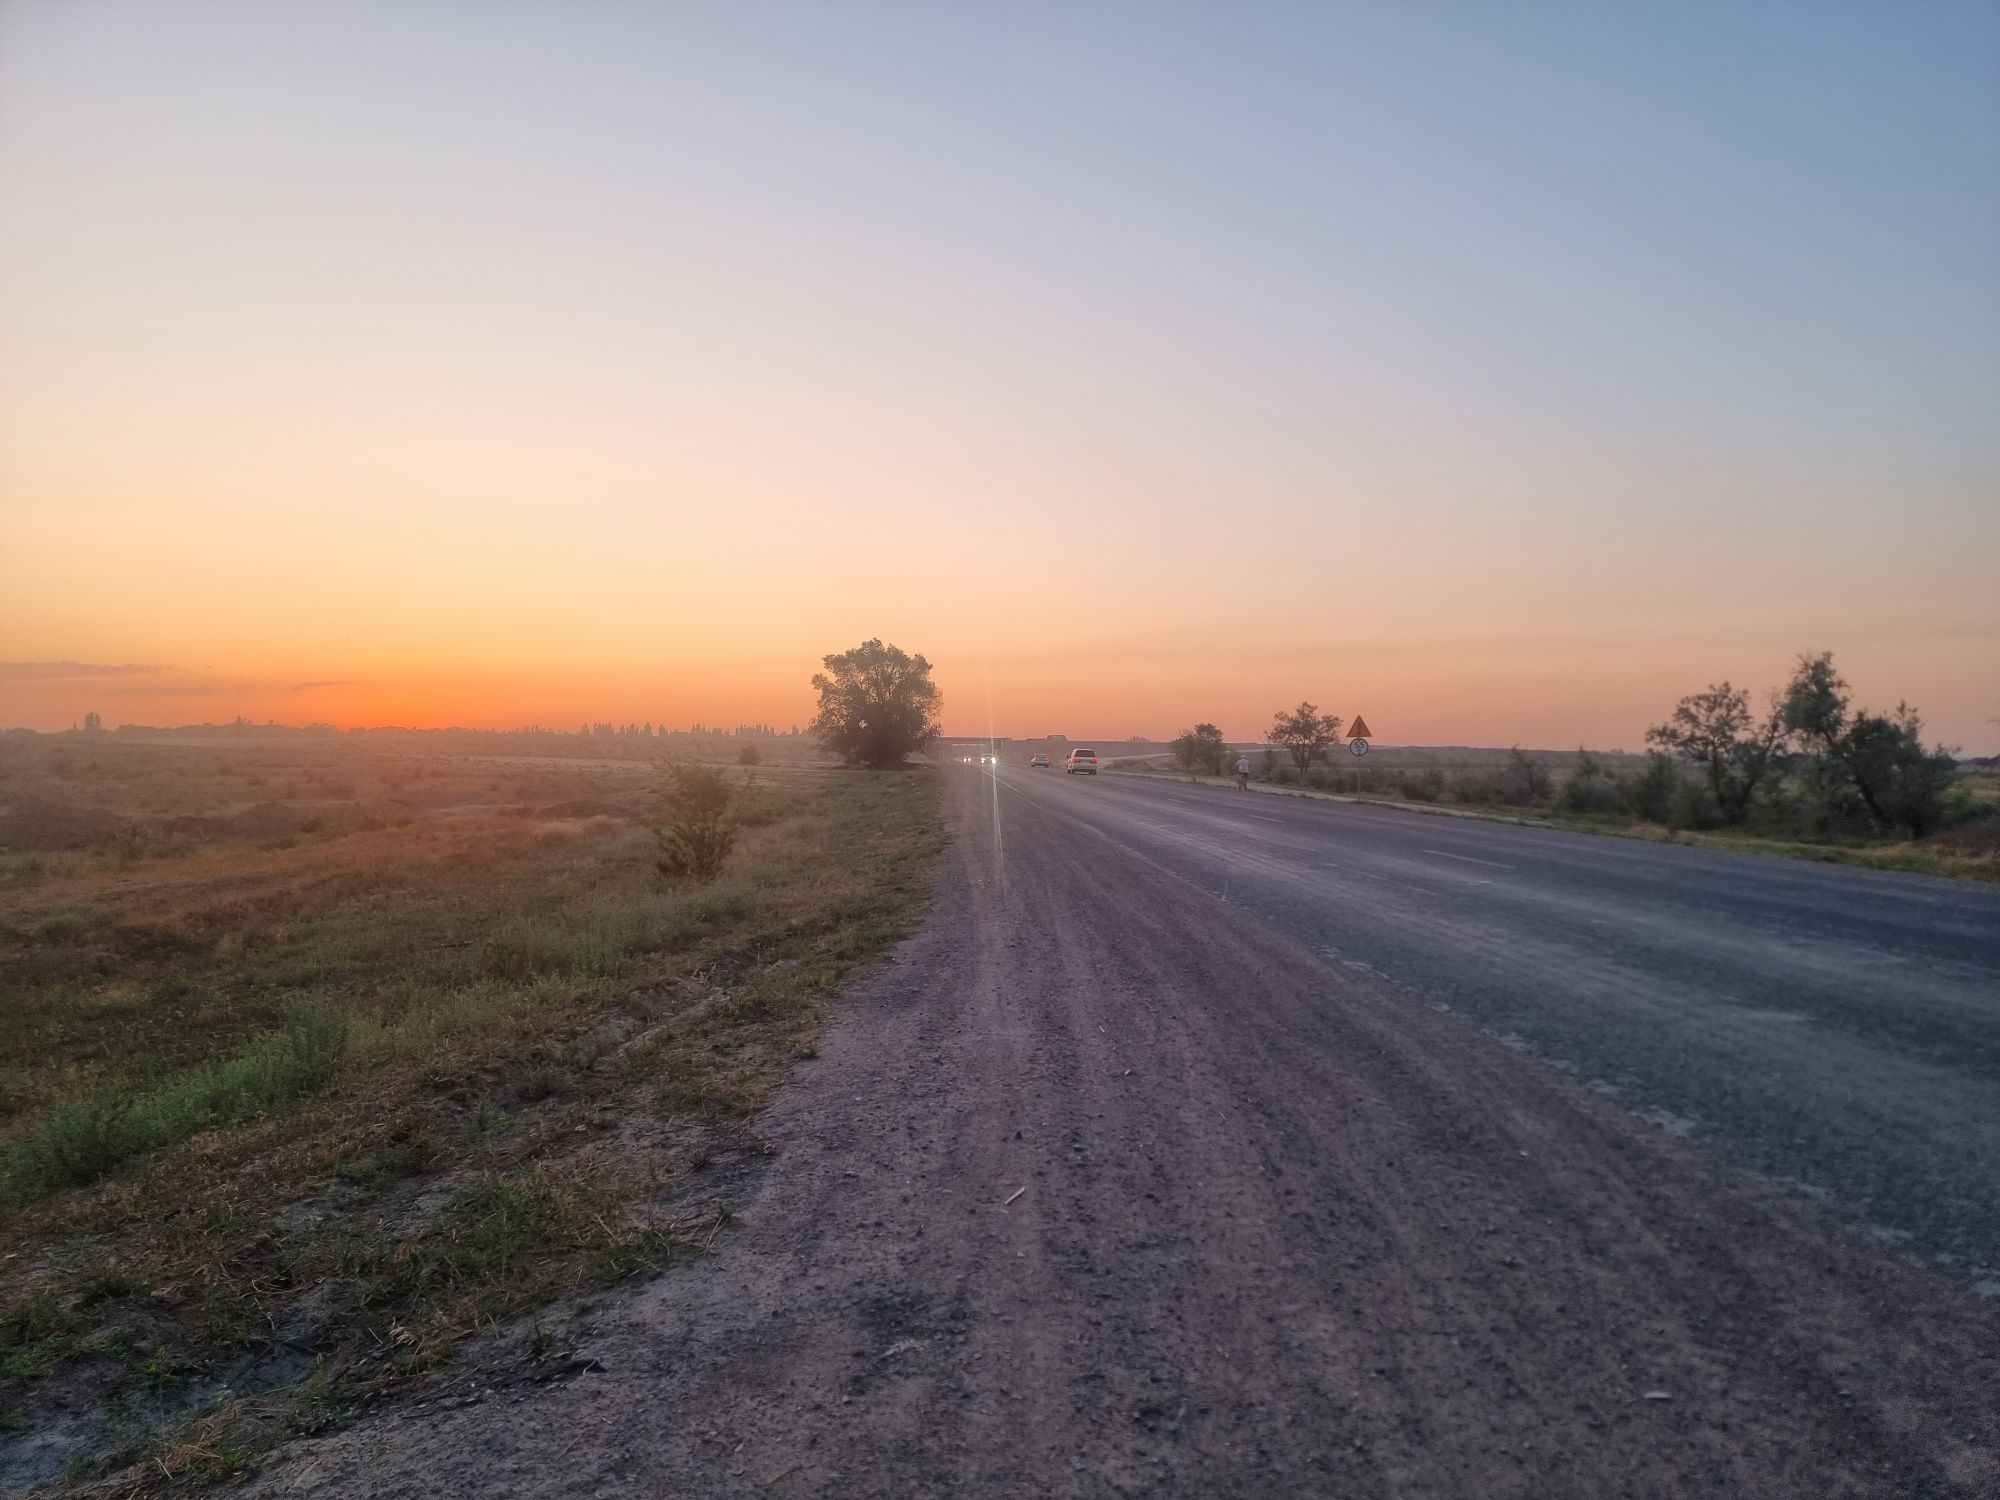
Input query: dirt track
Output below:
<box><xmin>245</xmin><ymin>766</ymin><xmax>1998</xmax><ymax>1498</ymax></box>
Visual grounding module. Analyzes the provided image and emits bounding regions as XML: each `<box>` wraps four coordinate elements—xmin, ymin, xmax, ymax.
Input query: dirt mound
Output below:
<box><xmin>0</xmin><ymin>803</ymin><xmax>124</xmax><ymax>851</ymax></box>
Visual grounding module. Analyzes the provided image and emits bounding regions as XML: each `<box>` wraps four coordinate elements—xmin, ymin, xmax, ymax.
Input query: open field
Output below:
<box><xmin>0</xmin><ymin>733</ymin><xmax>942</xmax><ymax>1493</ymax></box>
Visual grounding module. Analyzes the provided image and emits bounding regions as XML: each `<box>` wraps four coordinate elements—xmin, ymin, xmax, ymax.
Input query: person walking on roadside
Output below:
<box><xmin>1235</xmin><ymin>754</ymin><xmax>1251</xmax><ymax>791</ymax></box>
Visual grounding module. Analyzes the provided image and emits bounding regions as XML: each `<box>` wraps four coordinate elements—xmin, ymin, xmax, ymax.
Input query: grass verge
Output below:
<box><xmin>0</xmin><ymin>760</ymin><xmax>943</xmax><ymax>1495</ymax></box>
<box><xmin>1113</xmin><ymin>767</ymin><xmax>2000</xmax><ymax>881</ymax></box>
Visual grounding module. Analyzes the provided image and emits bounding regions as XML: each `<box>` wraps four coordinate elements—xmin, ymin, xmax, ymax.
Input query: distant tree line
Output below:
<box><xmin>579</xmin><ymin>722</ymin><xmax>803</xmax><ymax>738</ymax></box>
<box><xmin>1160</xmin><ymin>654</ymin><xmax>1972</xmax><ymax>844</ymax></box>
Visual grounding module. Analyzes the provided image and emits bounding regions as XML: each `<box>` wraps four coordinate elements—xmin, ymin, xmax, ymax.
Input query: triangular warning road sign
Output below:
<box><xmin>1347</xmin><ymin>715</ymin><xmax>1373</xmax><ymax>740</ymax></box>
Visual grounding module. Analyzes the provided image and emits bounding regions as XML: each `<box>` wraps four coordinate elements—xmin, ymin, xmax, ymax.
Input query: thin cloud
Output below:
<box><xmin>0</xmin><ymin>661</ymin><xmax>164</xmax><ymax>681</ymax></box>
<box><xmin>289</xmin><ymin>680</ymin><xmax>354</xmax><ymax>692</ymax></box>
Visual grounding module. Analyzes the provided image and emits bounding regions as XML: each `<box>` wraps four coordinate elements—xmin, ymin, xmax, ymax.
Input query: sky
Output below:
<box><xmin>1</xmin><ymin>0</ymin><xmax>1996</xmax><ymax>749</ymax></box>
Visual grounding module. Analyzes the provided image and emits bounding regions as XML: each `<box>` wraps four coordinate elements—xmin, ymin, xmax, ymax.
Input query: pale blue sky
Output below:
<box><xmin>2</xmin><ymin>1</ymin><xmax>1996</xmax><ymax>743</ymax></box>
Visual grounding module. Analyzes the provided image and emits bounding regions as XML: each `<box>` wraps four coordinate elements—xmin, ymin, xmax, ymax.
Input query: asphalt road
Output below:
<box><xmin>249</xmin><ymin>763</ymin><xmax>2000</xmax><ymax>1500</ymax></box>
<box><xmin>1002</xmin><ymin>765</ymin><xmax>2000</xmax><ymax>1284</ymax></box>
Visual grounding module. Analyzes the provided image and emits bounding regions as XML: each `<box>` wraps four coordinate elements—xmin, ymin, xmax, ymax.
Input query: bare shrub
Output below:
<box><xmin>1505</xmin><ymin>747</ymin><xmax>1552</xmax><ymax>805</ymax></box>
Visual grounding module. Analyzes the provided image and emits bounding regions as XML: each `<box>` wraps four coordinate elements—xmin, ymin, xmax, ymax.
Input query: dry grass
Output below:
<box><xmin>0</xmin><ymin>735</ymin><xmax>942</xmax><ymax>1494</ymax></box>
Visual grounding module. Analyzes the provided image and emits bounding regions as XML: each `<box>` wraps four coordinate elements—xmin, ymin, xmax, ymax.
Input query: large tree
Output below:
<box><xmin>809</xmin><ymin>639</ymin><xmax>943</xmax><ymax>768</ymax></box>
<box><xmin>1645</xmin><ymin>681</ymin><xmax>1783</xmax><ymax>824</ymax></box>
<box><xmin>1266</xmin><ymin>702</ymin><xmax>1343</xmax><ymax>773</ymax></box>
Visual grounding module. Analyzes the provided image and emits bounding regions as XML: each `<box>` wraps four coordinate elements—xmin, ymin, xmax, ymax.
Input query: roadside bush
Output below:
<box><xmin>1447</xmin><ymin>770</ymin><xmax>1510</xmax><ymax>806</ymax></box>
<box><xmin>1562</xmin><ymin>775</ymin><xmax>1629</xmax><ymax>816</ymax></box>
<box><xmin>1668</xmin><ymin>777</ymin><xmax>1725</xmax><ymax>831</ymax></box>
<box><xmin>655</xmin><ymin>764</ymin><xmax>736</xmax><ymax>883</ymax></box>
<box><xmin>1560</xmin><ymin>750</ymin><xmax>1629</xmax><ymax>816</ymax></box>
<box><xmin>1397</xmin><ymin>769</ymin><xmax>1444</xmax><ymax>802</ymax></box>
<box><xmin>1749</xmin><ymin>767</ymin><xmax>1818</xmax><ymax>835</ymax></box>
<box><xmin>1620</xmin><ymin>753</ymin><xmax>1683</xmax><ymax>824</ymax></box>
<box><xmin>737</xmin><ymin>743</ymin><xmax>761</xmax><ymax>766</ymax></box>
<box><xmin>1305</xmin><ymin>767</ymin><xmax>1339</xmax><ymax>791</ymax></box>
<box><xmin>1504</xmin><ymin>746</ymin><xmax>1552</xmax><ymax>806</ymax></box>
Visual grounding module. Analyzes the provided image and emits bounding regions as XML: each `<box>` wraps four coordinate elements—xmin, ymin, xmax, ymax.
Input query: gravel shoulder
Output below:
<box><xmin>242</xmin><ymin>765</ymin><xmax>1999</xmax><ymax>1499</ymax></box>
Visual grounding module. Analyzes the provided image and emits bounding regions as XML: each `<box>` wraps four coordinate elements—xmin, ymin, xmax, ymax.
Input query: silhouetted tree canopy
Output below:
<box><xmin>809</xmin><ymin>639</ymin><xmax>942</xmax><ymax>768</ymax></box>
<box><xmin>1777</xmin><ymin>651</ymin><xmax>1960</xmax><ymax>836</ymax></box>
<box><xmin>1645</xmin><ymin>681</ymin><xmax>1783</xmax><ymax>825</ymax></box>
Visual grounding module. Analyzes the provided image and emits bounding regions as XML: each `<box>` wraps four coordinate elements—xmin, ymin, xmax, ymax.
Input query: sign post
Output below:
<box><xmin>1346</xmin><ymin>716</ymin><xmax>1373</xmax><ymax>793</ymax></box>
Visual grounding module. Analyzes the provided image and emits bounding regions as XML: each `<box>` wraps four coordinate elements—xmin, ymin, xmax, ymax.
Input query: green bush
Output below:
<box><xmin>1619</xmin><ymin>753</ymin><xmax>1683</xmax><ymax>824</ymax></box>
<box><xmin>1668</xmin><ymin>777</ymin><xmax>1725</xmax><ymax>831</ymax></box>
<box><xmin>1560</xmin><ymin>750</ymin><xmax>1629</xmax><ymax>816</ymax></box>
<box><xmin>655</xmin><ymin>764</ymin><xmax>736</xmax><ymax>883</ymax></box>
<box><xmin>1397</xmin><ymin>769</ymin><xmax>1445</xmax><ymax>802</ymax></box>
<box><xmin>1447</xmin><ymin>770</ymin><xmax>1510</xmax><ymax>806</ymax></box>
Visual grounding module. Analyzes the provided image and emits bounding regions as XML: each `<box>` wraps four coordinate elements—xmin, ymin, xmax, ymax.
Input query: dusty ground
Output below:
<box><xmin>240</xmin><ymin>764</ymin><xmax>1997</xmax><ymax>1499</ymax></box>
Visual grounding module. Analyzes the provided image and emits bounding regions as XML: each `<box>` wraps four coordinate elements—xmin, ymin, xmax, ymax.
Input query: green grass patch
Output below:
<box><xmin>2</xmin><ymin>1001</ymin><xmax>351</xmax><ymax>1203</ymax></box>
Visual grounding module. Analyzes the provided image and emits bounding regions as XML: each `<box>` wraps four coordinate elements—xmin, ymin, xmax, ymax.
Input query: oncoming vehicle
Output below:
<box><xmin>1029</xmin><ymin>753</ymin><xmax>1050</xmax><ymax>768</ymax></box>
<box><xmin>1065</xmin><ymin>749</ymin><xmax>1100</xmax><ymax>775</ymax></box>
<box><xmin>980</xmin><ymin>754</ymin><xmax>998</xmax><ymax>765</ymax></box>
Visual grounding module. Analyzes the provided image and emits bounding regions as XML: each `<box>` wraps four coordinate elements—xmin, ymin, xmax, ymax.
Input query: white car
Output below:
<box><xmin>1065</xmin><ymin>749</ymin><xmax>1100</xmax><ymax>775</ymax></box>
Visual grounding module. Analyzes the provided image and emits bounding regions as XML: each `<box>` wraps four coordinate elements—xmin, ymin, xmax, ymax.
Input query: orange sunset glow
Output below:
<box><xmin>6</xmin><ymin>9</ymin><xmax>2000</xmax><ymax>1496</ymax></box>
<box><xmin>2</xmin><ymin>3</ymin><xmax>1995</xmax><ymax>750</ymax></box>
